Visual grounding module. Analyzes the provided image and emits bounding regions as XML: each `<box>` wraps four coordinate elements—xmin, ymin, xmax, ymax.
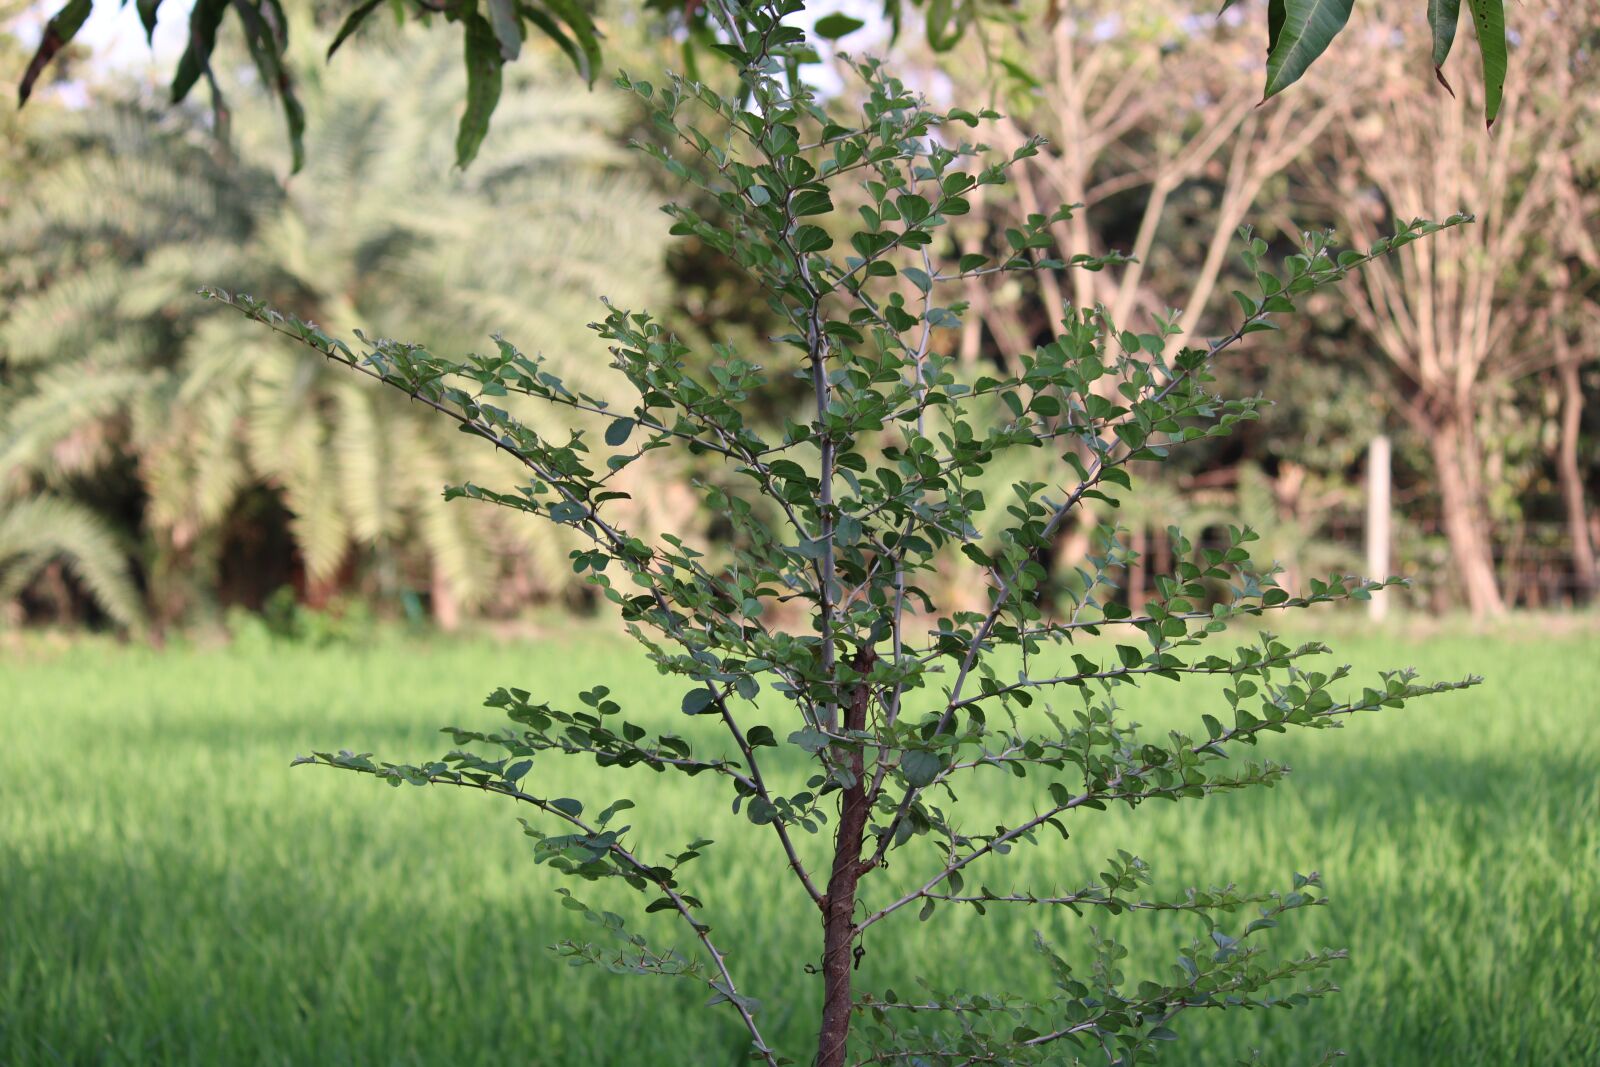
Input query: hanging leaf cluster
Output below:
<box><xmin>16</xmin><ymin>0</ymin><xmax>1513</xmax><ymax>174</ymax></box>
<box><xmin>16</xmin><ymin>0</ymin><xmax>604</xmax><ymax>170</ymax></box>
<box><xmin>1220</xmin><ymin>0</ymin><xmax>1508</xmax><ymax>126</ymax></box>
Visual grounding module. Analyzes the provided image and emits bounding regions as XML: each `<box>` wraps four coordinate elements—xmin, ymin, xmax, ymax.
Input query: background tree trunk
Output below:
<box><xmin>1556</xmin><ymin>350</ymin><xmax>1597</xmax><ymax>603</ymax></box>
<box><xmin>430</xmin><ymin>562</ymin><xmax>461</xmax><ymax>632</ymax></box>
<box><xmin>1428</xmin><ymin>414</ymin><xmax>1506</xmax><ymax>617</ymax></box>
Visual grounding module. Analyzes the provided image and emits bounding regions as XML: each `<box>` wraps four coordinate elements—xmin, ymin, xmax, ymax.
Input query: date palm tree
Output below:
<box><xmin>1</xmin><ymin>30</ymin><xmax>669</xmax><ymax>628</ymax></box>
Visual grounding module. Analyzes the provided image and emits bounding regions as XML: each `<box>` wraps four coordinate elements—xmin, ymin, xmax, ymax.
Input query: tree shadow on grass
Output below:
<box><xmin>7</xmin><ymin>729</ymin><xmax>1592</xmax><ymax>1066</ymax></box>
<box><xmin>0</xmin><ymin>830</ymin><xmax>772</xmax><ymax>1066</ymax></box>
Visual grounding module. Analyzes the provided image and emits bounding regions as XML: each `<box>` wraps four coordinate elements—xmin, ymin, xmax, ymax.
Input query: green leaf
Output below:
<box><xmin>540</xmin><ymin>0</ymin><xmax>601</xmax><ymax>83</ymax></box>
<box><xmin>229</xmin><ymin>0</ymin><xmax>305</xmax><ymax>172</ymax></box>
<box><xmin>1427</xmin><ymin>0</ymin><xmax>1461</xmax><ymax>93</ymax></box>
<box><xmin>1262</xmin><ymin>0</ymin><xmax>1355</xmax><ymax>101</ymax></box>
<box><xmin>605</xmin><ymin>417</ymin><xmax>636</xmax><ymax>447</ymax></box>
<box><xmin>788</xmin><ymin>728</ymin><xmax>830</xmax><ymax>754</ymax></box>
<box><xmin>901</xmin><ymin>749</ymin><xmax>941</xmax><ymax>786</ymax></box>
<box><xmin>518</xmin><ymin>1</ymin><xmax>586</xmax><ymax>75</ymax></box>
<box><xmin>327</xmin><ymin>0</ymin><xmax>383</xmax><ymax>58</ymax></box>
<box><xmin>18</xmin><ymin>0</ymin><xmax>93</xmax><ymax>105</ymax></box>
<box><xmin>550</xmin><ymin>797</ymin><xmax>584</xmax><ymax>818</ymax></box>
<box><xmin>276</xmin><ymin>71</ymin><xmax>307</xmax><ymax>175</ymax></box>
<box><xmin>597</xmin><ymin>798</ymin><xmax>635</xmax><ymax>825</ymax></box>
<box><xmin>547</xmin><ymin>501</ymin><xmax>587</xmax><ymax>524</ymax></box>
<box><xmin>487</xmin><ymin>0</ymin><xmax>524</xmax><ymax>61</ymax></box>
<box><xmin>793</xmin><ymin>225</ymin><xmax>833</xmax><ymax>254</ymax></box>
<box><xmin>169</xmin><ymin>0</ymin><xmax>229</xmax><ymax>104</ymax></box>
<box><xmin>925</xmin><ymin>0</ymin><xmax>960</xmax><ymax>50</ymax></box>
<box><xmin>1467</xmin><ymin>0</ymin><xmax>1506</xmax><ymax>127</ymax></box>
<box><xmin>456</xmin><ymin>14</ymin><xmax>505</xmax><ymax>169</ymax></box>
<box><xmin>813</xmin><ymin>13</ymin><xmax>865</xmax><ymax>41</ymax></box>
<box><xmin>897</xmin><ymin>194</ymin><xmax>931</xmax><ymax>224</ymax></box>
<box><xmin>137</xmin><ymin>0</ymin><xmax>164</xmax><ymax>44</ymax></box>
<box><xmin>681</xmin><ymin>688</ymin><xmax>718</xmax><ymax>716</ymax></box>
<box><xmin>791</xmin><ymin>189</ymin><xmax>834</xmax><ymax>216</ymax></box>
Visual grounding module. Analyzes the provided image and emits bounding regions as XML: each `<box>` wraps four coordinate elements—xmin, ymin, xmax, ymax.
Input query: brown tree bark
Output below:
<box><xmin>430</xmin><ymin>559</ymin><xmax>461</xmax><ymax>632</ymax></box>
<box><xmin>1556</xmin><ymin>348</ymin><xmax>1597</xmax><ymax>603</ymax></box>
<box><xmin>816</xmin><ymin>646</ymin><xmax>876</xmax><ymax>1067</ymax></box>
<box><xmin>1427</xmin><ymin>413</ymin><xmax>1506</xmax><ymax>617</ymax></box>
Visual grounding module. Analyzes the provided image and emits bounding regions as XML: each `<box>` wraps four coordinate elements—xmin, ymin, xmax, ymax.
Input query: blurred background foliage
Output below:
<box><xmin>2</xmin><ymin>16</ymin><xmax>681</xmax><ymax>633</ymax></box>
<box><xmin>2</xmin><ymin>0</ymin><xmax>1597</xmax><ymax>637</ymax></box>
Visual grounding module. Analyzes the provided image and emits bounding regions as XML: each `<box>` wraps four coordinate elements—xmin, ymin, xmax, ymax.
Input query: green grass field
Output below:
<box><xmin>3</xmin><ymin>619</ymin><xmax>1597</xmax><ymax>1065</ymax></box>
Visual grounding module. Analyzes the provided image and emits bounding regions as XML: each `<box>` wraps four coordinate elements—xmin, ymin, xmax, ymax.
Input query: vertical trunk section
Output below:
<box><xmin>1364</xmin><ymin>436</ymin><xmax>1393</xmax><ymax>621</ymax></box>
<box><xmin>1556</xmin><ymin>349</ymin><xmax>1597</xmax><ymax>603</ymax></box>
<box><xmin>816</xmin><ymin>647</ymin><xmax>875</xmax><ymax>1067</ymax></box>
<box><xmin>1428</xmin><ymin>413</ymin><xmax>1506</xmax><ymax>617</ymax></box>
<box><xmin>430</xmin><ymin>561</ymin><xmax>461</xmax><ymax>632</ymax></box>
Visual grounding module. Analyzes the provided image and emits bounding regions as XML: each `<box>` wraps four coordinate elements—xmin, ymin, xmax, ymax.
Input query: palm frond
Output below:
<box><xmin>0</xmin><ymin>495</ymin><xmax>145</xmax><ymax>631</ymax></box>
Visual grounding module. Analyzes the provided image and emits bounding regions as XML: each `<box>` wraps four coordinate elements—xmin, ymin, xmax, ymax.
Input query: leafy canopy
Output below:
<box><xmin>15</xmin><ymin>0</ymin><xmax>1512</xmax><ymax>172</ymax></box>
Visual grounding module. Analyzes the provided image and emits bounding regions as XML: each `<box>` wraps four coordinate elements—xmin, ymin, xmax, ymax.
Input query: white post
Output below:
<box><xmin>1366</xmin><ymin>434</ymin><xmax>1392</xmax><ymax>621</ymax></box>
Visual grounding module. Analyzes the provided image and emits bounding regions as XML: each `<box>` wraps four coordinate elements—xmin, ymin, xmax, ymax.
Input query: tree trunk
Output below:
<box><xmin>430</xmin><ymin>561</ymin><xmax>461</xmax><ymax>632</ymax></box>
<box><xmin>1428</xmin><ymin>414</ymin><xmax>1506</xmax><ymax>617</ymax></box>
<box><xmin>816</xmin><ymin>647</ymin><xmax>875</xmax><ymax>1067</ymax></box>
<box><xmin>1364</xmin><ymin>436</ymin><xmax>1392</xmax><ymax>621</ymax></box>
<box><xmin>1556</xmin><ymin>349</ymin><xmax>1597</xmax><ymax>603</ymax></box>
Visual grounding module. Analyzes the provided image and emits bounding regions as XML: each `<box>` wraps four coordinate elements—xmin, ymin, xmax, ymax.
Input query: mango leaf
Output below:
<box><xmin>518</xmin><ymin>2</ymin><xmax>586</xmax><ymax>77</ymax></box>
<box><xmin>1467</xmin><ymin>0</ymin><xmax>1506</xmax><ymax>127</ymax></box>
<box><xmin>456</xmin><ymin>13</ymin><xmax>505</xmax><ymax>169</ymax></box>
<box><xmin>1427</xmin><ymin>0</ymin><xmax>1461</xmax><ymax>93</ymax></box>
<box><xmin>18</xmin><ymin>0</ymin><xmax>93</xmax><ymax>105</ymax></box>
<box><xmin>230</xmin><ymin>0</ymin><xmax>305</xmax><ymax>173</ymax></box>
<box><xmin>541</xmin><ymin>0</ymin><xmax>601</xmax><ymax>83</ymax></box>
<box><xmin>925</xmin><ymin>0</ymin><xmax>960</xmax><ymax>51</ymax></box>
<box><xmin>272</xmin><ymin>58</ymin><xmax>305</xmax><ymax>175</ymax></box>
<box><xmin>327</xmin><ymin>0</ymin><xmax>384</xmax><ymax>59</ymax></box>
<box><xmin>170</xmin><ymin>0</ymin><xmax>229</xmax><ymax>103</ymax></box>
<box><xmin>137</xmin><ymin>0</ymin><xmax>163</xmax><ymax>44</ymax></box>
<box><xmin>1262</xmin><ymin>0</ymin><xmax>1354</xmax><ymax>101</ymax></box>
<box><xmin>487</xmin><ymin>0</ymin><xmax>524</xmax><ymax>61</ymax></box>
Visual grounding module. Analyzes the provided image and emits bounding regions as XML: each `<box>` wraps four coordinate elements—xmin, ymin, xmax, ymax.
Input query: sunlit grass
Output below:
<box><xmin>2</xmin><ymin>619</ymin><xmax>1596</xmax><ymax>1064</ymax></box>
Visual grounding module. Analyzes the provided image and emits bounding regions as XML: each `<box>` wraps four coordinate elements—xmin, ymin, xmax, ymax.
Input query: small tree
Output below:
<box><xmin>214</xmin><ymin>2</ymin><xmax>1476</xmax><ymax>1062</ymax></box>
